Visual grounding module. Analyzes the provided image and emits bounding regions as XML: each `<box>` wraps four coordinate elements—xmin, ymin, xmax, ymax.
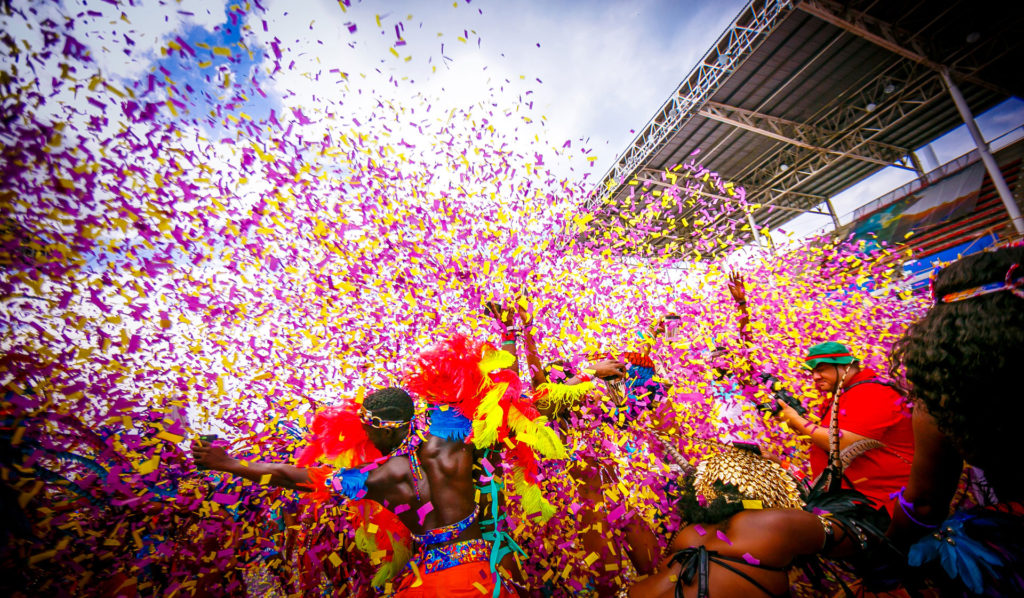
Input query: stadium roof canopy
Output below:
<box><xmin>587</xmin><ymin>0</ymin><xmax>1024</xmax><ymax>254</ymax></box>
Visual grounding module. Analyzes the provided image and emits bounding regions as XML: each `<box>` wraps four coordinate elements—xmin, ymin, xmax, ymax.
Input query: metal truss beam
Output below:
<box><xmin>741</xmin><ymin>65</ymin><xmax>950</xmax><ymax>219</ymax></box>
<box><xmin>633</xmin><ymin>168</ymin><xmax>832</xmax><ymax>216</ymax></box>
<box><xmin>697</xmin><ymin>101</ymin><xmax>915</xmax><ymax>170</ymax></box>
<box><xmin>586</xmin><ymin>0</ymin><xmax>797</xmax><ymax>210</ymax></box>
<box><xmin>728</xmin><ymin>57</ymin><xmax>925</xmax><ymax>189</ymax></box>
<box><xmin>796</xmin><ymin>0</ymin><xmax>940</xmax><ymax>71</ymax></box>
<box><xmin>795</xmin><ymin>0</ymin><xmax>1006</xmax><ymax>96</ymax></box>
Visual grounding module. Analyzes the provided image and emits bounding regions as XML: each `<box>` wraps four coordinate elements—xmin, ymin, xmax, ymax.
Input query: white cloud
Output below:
<box><xmin>57</xmin><ymin>0</ymin><xmax>228</xmax><ymax>79</ymax></box>
<box><xmin>237</xmin><ymin>0</ymin><xmax>747</xmax><ymax>181</ymax></box>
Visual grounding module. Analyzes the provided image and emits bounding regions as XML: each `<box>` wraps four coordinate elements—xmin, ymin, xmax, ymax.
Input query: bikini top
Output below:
<box><xmin>670</xmin><ymin>545</ymin><xmax>788</xmax><ymax>598</ymax></box>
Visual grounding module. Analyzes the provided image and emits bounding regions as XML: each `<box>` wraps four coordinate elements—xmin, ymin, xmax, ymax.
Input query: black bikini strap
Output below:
<box><xmin>710</xmin><ymin>557</ymin><xmax>788</xmax><ymax>598</ymax></box>
<box><xmin>711</xmin><ymin>552</ymin><xmax>788</xmax><ymax>572</ymax></box>
<box><xmin>672</xmin><ymin>546</ymin><xmax>709</xmax><ymax>598</ymax></box>
<box><xmin>671</xmin><ymin>547</ymin><xmax>787</xmax><ymax>598</ymax></box>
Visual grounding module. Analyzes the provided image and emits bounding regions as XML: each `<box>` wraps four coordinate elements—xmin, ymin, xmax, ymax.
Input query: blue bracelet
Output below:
<box><xmin>892</xmin><ymin>487</ymin><xmax>939</xmax><ymax>529</ymax></box>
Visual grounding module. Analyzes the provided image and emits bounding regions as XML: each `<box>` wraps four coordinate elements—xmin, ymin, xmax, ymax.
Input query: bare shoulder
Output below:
<box><xmin>422</xmin><ymin>434</ymin><xmax>474</xmax><ymax>476</ymax></box>
<box><xmin>365</xmin><ymin>456</ymin><xmax>415</xmax><ymax>505</ymax></box>
<box><xmin>367</xmin><ymin>456</ymin><xmax>411</xmax><ymax>487</ymax></box>
<box><xmin>731</xmin><ymin>508</ymin><xmax>817</xmax><ymax>534</ymax></box>
<box><xmin>731</xmin><ymin>509</ymin><xmax>825</xmax><ymax>561</ymax></box>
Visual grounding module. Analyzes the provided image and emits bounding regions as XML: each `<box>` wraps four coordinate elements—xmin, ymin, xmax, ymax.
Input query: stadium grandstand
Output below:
<box><xmin>845</xmin><ymin>133</ymin><xmax>1024</xmax><ymax>290</ymax></box>
<box><xmin>588</xmin><ymin>0</ymin><xmax>1024</xmax><ymax>261</ymax></box>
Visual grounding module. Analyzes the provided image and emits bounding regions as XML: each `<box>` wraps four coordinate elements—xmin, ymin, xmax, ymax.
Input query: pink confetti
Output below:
<box><xmin>417</xmin><ymin>502</ymin><xmax>434</xmax><ymax>524</ymax></box>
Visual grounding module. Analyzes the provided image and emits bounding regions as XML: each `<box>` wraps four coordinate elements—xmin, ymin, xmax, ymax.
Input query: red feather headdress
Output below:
<box><xmin>296</xmin><ymin>399</ymin><xmax>382</xmax><ymax>469</ymax></box>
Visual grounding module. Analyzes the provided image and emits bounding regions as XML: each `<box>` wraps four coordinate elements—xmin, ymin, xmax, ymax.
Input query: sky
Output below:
<box><xmin>49</xmin><ymin>0</ymin><xmax>749</xmax><ymax>179</ymax></box>
<box><xmin>15</xmin><ymin>0</ymin><xmax>1024</xmax><ymax>248</ymax></box>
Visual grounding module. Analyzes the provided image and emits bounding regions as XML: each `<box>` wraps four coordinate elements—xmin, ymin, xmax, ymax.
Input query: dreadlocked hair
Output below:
<box><xmin>890</xmin><ymin>245</ymin><xmax>1024</xmax><ymax>500</ymax></box>
<box><xmin>364</xmin><ymin>387</ymin><xmax>414</xmax><ymax>423</ymax></box>
<box><xmin>676</xmin><ymin>477</ymin><xmax>749</xmax><ymax>526</ymax></box>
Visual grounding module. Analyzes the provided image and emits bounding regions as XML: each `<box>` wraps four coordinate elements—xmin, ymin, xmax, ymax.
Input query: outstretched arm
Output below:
<box><xmin>727</xmin><ymin>271</ymin><xmax>752</xmax><ymax>344</ymax></box>
<box><xmin>192</xmin><ymin>440</ymin><xmax>311</xmax><ymax>491</ymax></box>
<box><xmin>642</xmin><ymin>315</ymin><xmax>665</xmax><ymax>358</ymax></box>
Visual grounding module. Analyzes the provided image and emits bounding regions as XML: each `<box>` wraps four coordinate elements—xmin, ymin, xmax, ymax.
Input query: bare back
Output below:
<box><xmin>630</xmin><ymin>509</ymin><xmax>826</xmax><ymax>598</ymax></box>
<box><xmin>364</xmin><ymin>434</ymin><xmax>481</xmax><ymax>546</ymax></box>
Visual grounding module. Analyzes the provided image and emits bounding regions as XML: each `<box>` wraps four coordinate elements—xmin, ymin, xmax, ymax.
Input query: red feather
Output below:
<box><xmin>507</xmin><ymin>442</ymin><xmax>540</xmax><ymax>485</ymax></box>
<box><xmin>297</xmin><ymin>401</ymin><xmax>382</xmax><ymax>467</ymax></box>
<box><xmin>403</xmin><ymin>334</ymin><xmax>488</xmax><ymax>417</ymax></box>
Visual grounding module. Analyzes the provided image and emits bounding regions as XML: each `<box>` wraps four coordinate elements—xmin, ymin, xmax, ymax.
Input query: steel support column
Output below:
<box><xmin>824</xmin><ymin>197</ymin><xmax>841</xmax><ymax>230</ymax></box>
<box><xmin>745</xmin><ymin>211</ymin><xmax>766</xmax><ymax>251</ymax></box>
<box><xmin>940</xmin><ymin>68</ymin><xmax>1024</xmax><ymax>236</ymax></box>
<box><xmin>909</xmin><ymin>152</ymin><xmax>929</xmax><ymax>182</ymax></box>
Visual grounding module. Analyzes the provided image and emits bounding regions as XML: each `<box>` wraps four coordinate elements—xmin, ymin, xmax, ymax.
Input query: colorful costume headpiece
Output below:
<box><xmin>934</xmin><ymin>262</ymin><xmax>1024</xmax><ymax>304</ymax></box>
<box><xmin>693</xmin><ymin>443</ymin><xmax>803</xmax><ymax>510</ymax></box>
<box><xmin>404</xmin><ymin>334</ymin><xmax>566</xmax><ymax>520</ymax></box>
<box><xmin>296</xmin><ymin>397</ymin><xmax>384</xmax><ymax>470</ymax></box>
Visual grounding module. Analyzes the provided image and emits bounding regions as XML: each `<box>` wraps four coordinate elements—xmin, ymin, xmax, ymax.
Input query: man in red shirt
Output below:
<box><xmin>776</xmin><ymin>341</ymin><xmax>914</xmax><ymax>516</ymax></box>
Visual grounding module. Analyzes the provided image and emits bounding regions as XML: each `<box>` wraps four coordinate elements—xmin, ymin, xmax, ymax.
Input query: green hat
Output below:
<box><xmin>804</xmin><ymin>341</ymin><xmax>856</xmax><ymax>369</ymax></box>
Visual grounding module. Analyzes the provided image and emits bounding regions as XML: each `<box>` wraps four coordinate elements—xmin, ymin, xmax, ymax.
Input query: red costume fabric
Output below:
<box><xmin>808</xmin><ymin>368</ymin><xmax>914</xmax><ymax>516</ymax></box>
<box><xmin>392</xmin><ymin>561</ymin><xmax>518</xmax><ymax>597</ymax></box>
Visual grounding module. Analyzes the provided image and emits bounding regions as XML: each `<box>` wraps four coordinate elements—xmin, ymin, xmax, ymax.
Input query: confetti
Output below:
<box><xmin>0</xmin><ymin>1</ymin><xmax>928</xmax><ymax>595</ymax></box>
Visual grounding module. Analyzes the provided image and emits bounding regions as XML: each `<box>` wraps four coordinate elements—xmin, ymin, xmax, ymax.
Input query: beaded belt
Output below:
<box><xmin>414</xmin><ymin>538</ymin><xmax>491</xmax><ymax>576</ymax></box>
<box><xmin>411</xmin><ymin>506</ymin><xmax>478</xmax><ymax>546</ymax></box>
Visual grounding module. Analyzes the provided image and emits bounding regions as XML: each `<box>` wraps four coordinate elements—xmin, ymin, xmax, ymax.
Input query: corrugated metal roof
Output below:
<box><xmin>590</xmin><ymin>0</ymin><xmax>1024</xmax><ymax>254</ymax></box>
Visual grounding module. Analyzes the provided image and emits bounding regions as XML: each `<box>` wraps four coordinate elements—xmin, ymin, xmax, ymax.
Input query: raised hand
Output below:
<box><xmin>515</xmin><ymin>296</ymin><xmax>534</xmax><ymax>329</ymax></box>
<box><xmin>589</xmin><ymin>358</ymin><xmax>627</xmax><ymax>381</ymax></box>
<box><xmin>727</xmin><ymin>271</ymin><xmax>747</xmax><ymax>305</ymax></box>
<box><xmin>484</xmin><ymin>300</ymin><xmax>517</xmax><ymax>330</ymax></box>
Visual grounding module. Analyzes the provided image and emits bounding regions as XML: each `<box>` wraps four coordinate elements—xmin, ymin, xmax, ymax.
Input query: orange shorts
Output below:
<box><xmin>392</xmin><ymin>561</ymin><xmax>518</xmax><ymax>598</ymax></box>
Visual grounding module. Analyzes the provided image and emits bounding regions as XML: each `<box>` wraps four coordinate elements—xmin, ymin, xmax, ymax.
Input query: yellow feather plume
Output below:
<box><xmin>478</xmin><ymin>347</ymin><xmax>515</xmax><ymax>373</ymax></box>
<box><xmin>513</xmin><ymin>465</ymin><xmax>556</xmax><ymax>522</ymax></box>
<box><xmin>507</xmin><ymin>406</ymin><xmax>566</xmax><ymax>459</ymax></box>
<box><xmin>373</xmin><ymin>530</ymin><xmax>412</xmax><ymax>586</ymax></box>
<box><xmin>471</xmin><ymin>382</ymin><xmax>506</xmax><ymax>448</ymax></box>
<box><xmin>534</xmin><ymin>381</ymin><xmax>595</xmax><ymax>417</ymax></box>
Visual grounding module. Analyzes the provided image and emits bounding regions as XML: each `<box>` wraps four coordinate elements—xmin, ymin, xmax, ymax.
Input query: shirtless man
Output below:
<box><xmin>192</xmin><ymin>387</ymin><xmax>519</xmax><ymax>596</ymax></box>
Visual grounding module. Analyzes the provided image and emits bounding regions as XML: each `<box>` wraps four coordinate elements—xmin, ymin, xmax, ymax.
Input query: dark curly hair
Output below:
<box><xmin>676</xmin><ymin>478</ymin><xmax>750</xmax><ymax>525</ymax></box>
<box><xmin>890</xmin><ymin>245</ymin><xmax>1024</xmax><ymax>500</ymax></box>
<box><xmin>363</xmin><ymin>387</ymin><xmax>413</xmax><ymax>422</ymax></box>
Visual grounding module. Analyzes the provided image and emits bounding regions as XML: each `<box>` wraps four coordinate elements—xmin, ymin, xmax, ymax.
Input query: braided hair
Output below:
<box><xmin>363</xmin><ymin>387</ymin><xmax>414</xmax><ymax>423</ymax></box>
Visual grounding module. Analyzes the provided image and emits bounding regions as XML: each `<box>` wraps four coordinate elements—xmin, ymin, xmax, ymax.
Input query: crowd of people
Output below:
<box><xmin>185</xmin><ymin>243</ymin><xmax>1023</xmax><ymax>597</ymax></box>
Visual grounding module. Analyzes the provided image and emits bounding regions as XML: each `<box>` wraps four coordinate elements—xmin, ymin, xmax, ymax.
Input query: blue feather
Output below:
<box><xmin>329</xmin><ymin>468</ymin><xmax>369</xmax><ymax>500</ymax></box>
<box><xmin>428</xmin><ymin>407</ymin><xmax>472</xmax><ymax>441</ymax></box>
<box><xmin>909</xmin><ymin>510</ymin><xmax>1014</xmax><ymax>595</ymax></box>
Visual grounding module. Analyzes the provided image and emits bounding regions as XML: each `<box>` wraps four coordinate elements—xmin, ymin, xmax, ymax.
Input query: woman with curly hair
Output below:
<box><xmin>888</xmin><ymin>244</ymin><xmax>1024</xmax><ymax>595</ymax></box>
